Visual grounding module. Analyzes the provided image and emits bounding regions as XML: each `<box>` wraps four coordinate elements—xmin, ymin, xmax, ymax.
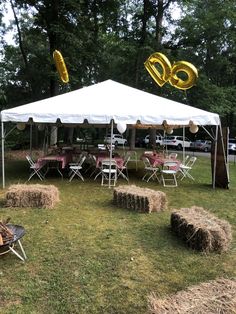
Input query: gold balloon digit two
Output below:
<box><xmin>53</xmin><ymin>50</ymin><xmax>69</xmax><ymax>84</ymax></box>
<box><xmin>144</xmin><ymin>52</ymin><xmax>198</xmax><ymax>90</ymax></box>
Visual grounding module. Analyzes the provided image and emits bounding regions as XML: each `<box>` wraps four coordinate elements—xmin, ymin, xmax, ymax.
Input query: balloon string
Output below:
<box><xmin>184</xmin><ymin>90</ymin><xmax>189</xmax><ymax>105</ymax></box>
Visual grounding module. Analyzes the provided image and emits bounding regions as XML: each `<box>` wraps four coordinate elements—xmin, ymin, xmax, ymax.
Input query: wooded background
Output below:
<box><xmin>0</xmin><ymin>0</ymin><xmax>235</xmax><ymax>141</ymax></box>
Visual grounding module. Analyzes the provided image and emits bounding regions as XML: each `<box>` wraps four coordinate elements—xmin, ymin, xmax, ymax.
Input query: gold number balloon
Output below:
<box><xmin>53</xmin><ymin>50</ymin><xmax>69</xmax><ymax>83</ymax></box>
<box><xmin>144</xmin><ymin>52</ymin><xmax>172</xmax><ymax>87</ymax></box>
<box><xmin>144</xmin><ymin>52</ymin><xmax>198</xmax><ymax>90</ymax></box>
<box><xmin>169</xmin><ymin>61</ymin><xmax>198</xmax><ymax>90</ymax></box>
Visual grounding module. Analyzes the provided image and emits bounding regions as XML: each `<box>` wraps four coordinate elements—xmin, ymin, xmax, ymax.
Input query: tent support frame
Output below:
<box><xmin>0</xmin><ymin>120</ymin><xmax>228</xmax><ymax>190</ymax></box>
<box><xmin>1</xmin><ymin>120</ymin><xmax>5</xmax><ymax>188</ymax></box>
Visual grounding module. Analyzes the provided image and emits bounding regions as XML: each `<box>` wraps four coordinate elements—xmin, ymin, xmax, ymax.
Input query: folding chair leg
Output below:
<box><xmin>69</xmin><ymin>169</ymin><xmax>84</xmax><ymax>182</ymax></box>
<box><xmin>94</xmin><ymin>170</ymin><xmax>102</xmax><ymax>180</ymax></box>
<box><xmin>161</xmin><ymin>174</ymin><xmax>178</xmax><ymax>187</ymax></box>
<box><xmin>117</xmin><ymin>169</ymin><xmax>129</xmax><ymax>182</ymax></box>
<box><xmin>28</xmin><ymin>170</ymin><xmax>44</xmax><ymax>181</ymax></box>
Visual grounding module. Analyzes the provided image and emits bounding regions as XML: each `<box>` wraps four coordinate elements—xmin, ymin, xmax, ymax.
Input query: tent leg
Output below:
<box><xmin>30</xmin><ymin>123</ymin><xmax>33</xmax><ymax>157</ymax></box>
<box><xmin>109</xmin><ymin>120</ymin><xmax>114</xmax><ymax>189</ymax></box>
<box><xmin>213</xmin><ymin>125</ymin><xmax>218</xmax><ymax>189</ymax></box>
<box><xmin>1</xmin><ymin>121</ymin><xmax>5</xmax><ymax>188</ymax></box>
<box><xmin>182</xmin><ymin>126</ymin><xmax>185</xmax><ymax>162</ymax></box>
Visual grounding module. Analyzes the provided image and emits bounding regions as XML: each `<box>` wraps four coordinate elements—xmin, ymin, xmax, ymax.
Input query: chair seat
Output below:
<box><xmin>70</xmin><ymin>165</ymin><xmax>82</xmax><ymax>170</ymax></box>
<box><xmin>162</xmin><ymin>169</ymin><xmax>176</xmax><ymax>174</ymax></box>
<box><xmin>102</xmin><ymin>169</ymin><xmax>117</xmax><ymax>174</ymax></box>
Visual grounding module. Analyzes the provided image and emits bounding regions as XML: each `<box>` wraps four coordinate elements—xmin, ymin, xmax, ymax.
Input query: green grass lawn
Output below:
<box><xmin>0</xmin><ymin>152</ymin><xmax>236</xmax><ymax>313</ymax></box>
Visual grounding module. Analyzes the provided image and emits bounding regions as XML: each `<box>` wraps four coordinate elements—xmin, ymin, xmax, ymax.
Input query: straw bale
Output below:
<box><xmin>5</xmin><ymin>184</ymin><xmax>59</xmax><ymax>209</ymax></box>
<box><xmin>171</xmin><ymin>206</ymin><xmax>232</xmax><ymax>253</ymax></box>
<box><xmin>148</xmin><ymin>278</ymin><xmax>236</xmax><ymax>314</ymax></box>
<box><xmin>113</xmin><ymin>185</ymin><xmax>167</xmax><ymax>213</ymax></box>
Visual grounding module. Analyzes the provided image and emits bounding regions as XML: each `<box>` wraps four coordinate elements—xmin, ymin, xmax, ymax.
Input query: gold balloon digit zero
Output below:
<box><xmin>144</xmin><ymin>53</ymin><xmax>198</xmax><ymax>90</ymax></box>
<box><xmin>169</xmin><ymin>61</ymin><xmax>198</xmax><ymax>90</ymax></box>
<box><xmin>53</xmin><ymin>50</ymin><xmax>69</xmax><ymax>84</ymax></box>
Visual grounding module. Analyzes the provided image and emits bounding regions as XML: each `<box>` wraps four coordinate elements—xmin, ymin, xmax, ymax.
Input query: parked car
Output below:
<box><xmin>143</xmin><ymin>134</ymin><xmax>163</xmax><ymax>147</ymax></box>
<box><xmin>163</xmin><ymin>136</ymin><xmax>192</xmax><ymax>150</ymax></box>
<box><xmin>104</xmin><ymin>134</ymin><xmax>127</xmax><ymax>146</ymax></box>
<box><xmin>228</xmin><ymin>138</ymin><xmax>236</xmax><ymax>154</ymax></box>
<box><xmin>190</xmin><ymin>140</ymin><xmax>212</xmax><ymax>152</ymax></box>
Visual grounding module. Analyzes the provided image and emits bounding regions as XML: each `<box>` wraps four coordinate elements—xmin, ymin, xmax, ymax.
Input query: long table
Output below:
<box><xmin>36</xmin><ymin>154</ymin><xmax>73</xmax><ymax>178</ymax></box>
<box><xmin>37</xmin><ymin>154</ymin><xmax>72</xmax><ymax>169</ymax></box>
<box><xmin>141</xmin><ymin>153</ymin><xmax>180</xmax><ymax>170</ymax></box>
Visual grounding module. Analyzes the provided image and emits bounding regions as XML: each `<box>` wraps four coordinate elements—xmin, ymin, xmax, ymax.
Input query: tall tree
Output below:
<box><xmin>172</xmin><ymin>0</ymin><xmax>236</xmax><ymax>131</ymax></box>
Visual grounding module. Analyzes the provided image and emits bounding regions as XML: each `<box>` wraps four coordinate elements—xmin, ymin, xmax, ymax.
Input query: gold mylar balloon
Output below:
<box><xmin>144</xmin><ymin>52</ymin><xmax>198</xmax><ymax>90</ymax></box>
<box><xmin>144</xmin><ymin>52</ymin><xmax>172</xmax><ymax>87</ymax></box>
<box><xmin>169</xmin><ymin>61</ymin><xmax>198</xmax><ymax>90</ymax></box>
<box><xmin>53</xmin><ymin>50</ymin><xmax>69</xmax><ymax>84</ymax></box>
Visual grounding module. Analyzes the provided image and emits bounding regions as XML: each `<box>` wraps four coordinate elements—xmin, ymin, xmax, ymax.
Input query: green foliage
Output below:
<box><xmin>171</xmin><ymin>0</ymin><xmax>236</xmax><ymax>130</ymax></box>
<box><xmin>0</xmin><ymin>0</ymin><xmax>236</xmax><ymax>132</ymax></box>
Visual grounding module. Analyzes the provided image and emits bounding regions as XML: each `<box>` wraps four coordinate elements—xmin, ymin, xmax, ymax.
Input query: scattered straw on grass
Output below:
<box><xmin>171</xmin><ymin>206</ymin><xmax>232</xmax><ymax>253</ymax></box>
<box><xmin>5</xmin><ymin>184</ymin><xmax>60</xmax><ymax>209</ymax></box>
<box><xmin>148</xmin><ymin>278</ymin><xmax>236</xmax><ymax>314</ymax></box>
<box><xmin>113</xmin><ymin>185</ymin><xmax>167</xmax><ymax>213</ymax></box>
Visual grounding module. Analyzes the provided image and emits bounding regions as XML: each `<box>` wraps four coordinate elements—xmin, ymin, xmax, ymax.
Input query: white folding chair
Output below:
<box><xmin>125</xmin><ymin>150</ymin><xmax>138</xmax><ymax>171</ymax></box>
<box><xmin>178</xmin><ymin>156</ymin><xmax>197</xmax><ymax>181</ymax></box>
<box><xmin>26</xmin><ymin>155</ymin><xmax>44</xmax><ymax>181</ymax></box>
<box><xmin>169</xmin><ymin>153</ymin><xmax>178</xmax><ymax>159</ymax></box>
<box><xmin>177</xmin><ymin>155</ymin><xmax>189</xmax><ymax>178</ymax></box>
<box><xmin>69</xmin><ymin>156</ymin><xmax>86</xmax><ymax>182</ymax></box>
<box><xmin>98</xmin><ymin>144</ymin><xmax>106</xmax><ymax>151</ymax></box>
<box><xmin>161</xmin><ymin>161</ymin><xmax>179</xmax><ymax>187</ymax></box>
<box><xmin>117</xmin><ymin>155</ymin><xmax>130</xmax><ymax>181</ymax></box>
<box><xmin>142</xmin><ymin>157</ymin><xmax>160</xmax><ymax>182</ymax></box>
<box><xmin>101</xmin><ymin>159</ymin><xmax>117</xmax><ymax>186</ymax></box>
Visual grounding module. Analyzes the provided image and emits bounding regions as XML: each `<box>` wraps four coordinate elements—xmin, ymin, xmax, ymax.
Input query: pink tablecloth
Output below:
<box><xmin>141</xmin><ymin>153</ymin><xmax>180</xmax><ymax>168</ymax></box>
<box><xmin>96</xmin><ymin>156</ymin><xmax>124</xmax><ymax>169</ymax></box>
<box><xmin>37</xmin><ymin>154</ymin><xmax>72</xmax><ymax>169</ymax></box>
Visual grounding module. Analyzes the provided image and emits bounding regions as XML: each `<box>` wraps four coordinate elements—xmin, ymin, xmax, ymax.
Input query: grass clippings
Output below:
<box><xmin>171</xmin><ymin>206</ymin><xmax>232</xmax><ymax>253</ymax></box>
<box><xmin>148</xmin><ymin>278</ymin><xmax>236</xmax><ymax>314</ymax></box>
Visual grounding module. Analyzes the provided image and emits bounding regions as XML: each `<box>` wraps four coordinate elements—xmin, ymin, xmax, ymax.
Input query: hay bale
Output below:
<box><xmin>113</xmin><ymin>185</ymin><xmax>167</xmax><ymax>213</ymax></box>
<box><xmin>5</xmin><ymin>184</ymin><xmax>59</xmax><ymax>209</ymax></box>
<box><xmin>148</xmin><ymin>278</ymin><xmax>236</xmax><ymax>314</ymax></box>
<box><xmin>171</xmin><ymin>206</ymin><xmax>232</xmax><ymax>253</ymax></box>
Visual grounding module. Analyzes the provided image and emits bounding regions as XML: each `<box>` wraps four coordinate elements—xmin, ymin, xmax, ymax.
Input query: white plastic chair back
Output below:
<box><xmin>101</xmin><ymin>159</ymin><xmax>117</xmax><ymax>186</ymax></box>
<box><xmin>169</xmin><ymin>153</ymin><xmax>178</xmax><ymax>159</ymax></box>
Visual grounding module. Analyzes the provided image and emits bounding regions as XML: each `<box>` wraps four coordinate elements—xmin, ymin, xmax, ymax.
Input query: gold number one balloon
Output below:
<box><xmin>144</xmin><ymin>52</ymin><xmax>198</xmax><ymax>90</ymax></box>
<box><xmin>53</xmin><ymin>50</ymin><xmax>69</xmax><ymax>84</ymax></box>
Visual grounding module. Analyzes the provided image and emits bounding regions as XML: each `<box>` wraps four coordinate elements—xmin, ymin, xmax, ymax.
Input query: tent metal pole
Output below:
<box><xmin>109</xmin><ymin>120</ymin><xmax>114</xmax><ymax>188</ymax></box>
<box><xmin>213</xmin><ymin>125</ymin><xmax>218</xmax><ymax>189</ymax></box>
<box><xmin>1</xmin><ymin>120</ymin><xmax>5</xmax><ymax>188</ymax></box>
<box><xmin>201</xmin><ymin>126</ymin><xmax>214</xmax><ymax>141</ymax></box>
<box><xmin>182</xmin><ymin>126</ymin><xmax>185</xmax><ymax>162</ymax></box>
<box><xmin>30</xmin><ymin>123</ymin><xmax>33</xmax><ymax>157</ymax></box>
<box><xmin>219</xmin><ymin>123</ymin><xmax>229</xmax><ymax>185</ymax></box>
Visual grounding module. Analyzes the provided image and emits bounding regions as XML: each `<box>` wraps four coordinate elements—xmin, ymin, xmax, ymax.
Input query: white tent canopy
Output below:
<box><xmin>1</xmin><ymin>79</ymin><xmax>220</xmax><ymax>126</ymax></box>
<box><xmin>1</xmin><ymin>79</ymin><xmax>222</xmax><ymax>188</ymax></box>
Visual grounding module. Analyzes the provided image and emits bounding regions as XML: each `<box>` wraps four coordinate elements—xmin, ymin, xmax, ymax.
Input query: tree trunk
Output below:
<box><xmin>149</xmin><ymin>129</ymin><xmax>156</xmax><ymax>149</ymax></box>
<box><xmin>130</xmin><ymin>128</ymin><xmax>136</xmax><ymax>150</ymax></box>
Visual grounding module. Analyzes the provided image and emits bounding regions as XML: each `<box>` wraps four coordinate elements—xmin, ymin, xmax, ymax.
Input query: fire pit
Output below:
<box><xmin>0</xmin><ymin>224</ymin><xmax>27</xmax><ymax>262</ymax></box>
